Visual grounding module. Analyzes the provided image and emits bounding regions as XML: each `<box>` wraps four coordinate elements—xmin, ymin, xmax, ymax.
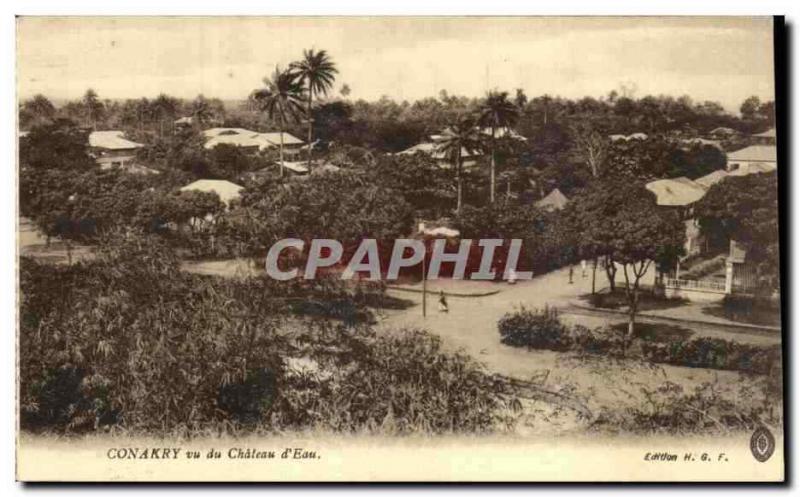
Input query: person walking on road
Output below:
<box><xmin>438</xmin><ymin>290</ymin><xmax>449</xmax><ymax>313</ymax></box>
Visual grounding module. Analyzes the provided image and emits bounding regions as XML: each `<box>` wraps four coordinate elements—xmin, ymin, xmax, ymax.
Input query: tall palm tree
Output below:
<box><xmin>82</xmin><ymin>88</ymin><xmax>104</xmax><ymax>131</ymax></box>
<box><xmin>290</xmin><ymin>49</ymin><xmax>338</xmax><ymax>172</ymax></box>
<box><xmin>251</xmin><ymin>66</ymin><xmax>305</xmax><ymax>178</ymax></box>
<box><xmin>477</xmin><ymin>90</ymin><xmax>519</xmax><ymax>203</ymax></box>
<box><xmin>435</xmin><ymin>117</ymin><xmax>484</xmax><ymax>215</ymax></box>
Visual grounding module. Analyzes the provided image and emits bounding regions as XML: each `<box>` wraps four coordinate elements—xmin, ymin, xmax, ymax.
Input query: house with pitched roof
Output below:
<box><xmin>751</xmin><ymin>127</ymin><xmax>776</xmax><ymax>145</ymax></box>
<box><xmin>397</xmin><ymin>140</ymin><xmax>481</xmax><ymax>169</ymax></box>
<box><xmin>726</xmin><ymin>145</ymin><xmax>777</xmax><ymax>175</ymax></box>
<box><xmin>88</xmin><ymin>130</ymin><xmax>144</xmax><ymax>169</ymax></box>
<box><xmin>180</xmin><ymin>179</ymin><xmax>244</xmax><ymax>207</ymax></box>
<box><xmin>203</xmin><ymin>128</ymin><xmax>305</xmax><ymax>156</ymax></box>
<box><xmin>646</xmin><ymin>177</ymin><xmax>708</xmax><ymax>257</ymax></box>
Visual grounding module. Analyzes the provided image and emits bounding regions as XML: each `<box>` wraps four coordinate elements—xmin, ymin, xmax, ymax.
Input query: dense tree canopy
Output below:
<box><xmin>695</xmin><ymin>171</ymin><xmax>780</xmax><ymax>291</ymax></box>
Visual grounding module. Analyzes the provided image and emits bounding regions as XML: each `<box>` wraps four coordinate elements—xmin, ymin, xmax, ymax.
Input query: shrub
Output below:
<box><xmin>497</xmin><ymin>306</ymin><xmax>571</xmax><ymax>351</ymax></box>
<box><xmin>640</xmin><ymin>337</ymin><xmax>781</xmax><ymax>375</ymax></box>
<box><xmin>20</xmin><ymin>236</ymin><xmax>512</xmax><ymax>436</ymax></box>
<box><xmin>497</xmin><ymin>306</ymin><xmax>779</xmax><ymax>376</ymax></box>
<box><xmin>571</xmin><ymin>325</ymin><xmax>622</xmax><ymax>355</ymax></box>
<box><xmin>274</xmin><ymin>327</ymin><xmax>512</xmax><ymax>434</ymax></box>
<box><xmin>716</xmin><ymin>294</ymin><xmax>781</xmax><ymax>326</ymax></box>
<box><xmin>592</xmin><ymin>380</ymin><xmax>775</xmax><ymax>434</ymax></box>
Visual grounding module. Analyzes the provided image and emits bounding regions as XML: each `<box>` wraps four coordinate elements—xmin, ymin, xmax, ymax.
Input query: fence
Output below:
<box><xmin>665</xmin><ymin>277</ymin><xmax>727</xmax><ymax>293</ymax></box>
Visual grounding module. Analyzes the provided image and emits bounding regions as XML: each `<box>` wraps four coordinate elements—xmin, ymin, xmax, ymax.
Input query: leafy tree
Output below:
<box><xmin>190</xmin><ymin>94</ymin><xmax>220</xmax><ymax>127</ymax></box>
<box><xmin>19</xmin><ymin>119</ymin><xmax>94</xmax><ymax>171</ymax></box>
<box><xmin>695</xmin><ymin>171</ymin><xmax>779</xmax><ymax>292</ymax></box>
<box><xmin>291</xmin><ymin>49</ymin><xmax>338</xmax><ymax>172</ymax></box>
<box><xmin>311</xmin><ymin>100</ymin><xmax>355</xmax><ymax>145</ymax></box>
<box><xmin>152</xmin><ymin>93</ymin><xmax>181</xmax><ymax>137</ymax></box>
<box><xmin>158</xmin><ymin>190</ymin><xmax>225</xmax><ymax>232</ymax></box>
<box><xmin>19</xmin><ymin>94</ymin><xmax>57</xmax><ymax>129</ymax></box>
<box><xmin>568</xmin><ymin>180</ymin><xmax>685</xmax><ymax>349</ymax></box>
<box><xmin>666</xmin><ymin>144</ymin><xmax>726</xmax><ymax>179</ymax></box>
<box><xmin>477</xmin><ymin>90</ymin><xmax>519</xmax><ymax>203</ymax></box>
<box><xmin>234</xmin><ymin>170</ymin><xmax>414</xmax><ymax>257</ymax></box>
<box><xmin>251</xmin><ymin>66</ymin><xmax>305</xmax><ymax>177</ymax></box>
<box><xmin>361</xmin><ymin>153</ymin><xmax>452</xmax><ymax>220</ymax></box>
<box><xmin>740</xmin><ymin>95</ymin><xmax>762</xmax><ymax>121</ymax></box>
<box><xmin>207</xmin><ymin>143</ymin><xmax>257</xmax><ymax>180</ymax></box>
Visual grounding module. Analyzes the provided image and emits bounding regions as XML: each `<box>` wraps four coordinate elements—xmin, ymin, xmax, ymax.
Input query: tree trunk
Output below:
<box><xmin>591</xmin><ymin>257</ymin><xmax>597</xmax><ymax>294</ymax></box>
<box><xmin>279</xmin><ymin>115</ymin><xmax>285</xmax><ymax>179</ymax></box>
<box><xmin>455</xmin><ymin>150</ymin><xmax>463</xmax><ymax>215</ymax></box>
<box><xmin>306</xmin><ymin>92</ymin><xmax>314</xmax><ymax>173</ymax></box>
<box><xmin>604</xmin><ymin>255</ymin><xmax>617</xmax><ymax>292</ymax></box>
<box><xmin>626</xmin><ymin>307</ymin><xmax>636</xmax><ymax>354</ymax></box>
<box><xmin>490</xmin><ymin>126</ymin><xmax>496</xmax><ymax>203</ymax></box>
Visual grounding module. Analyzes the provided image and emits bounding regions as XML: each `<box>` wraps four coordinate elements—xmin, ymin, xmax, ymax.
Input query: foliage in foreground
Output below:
<box><xmin>592</xmin><ymin>380</ymin><xmax>778</xmax><ymax>434</ymax></box>
<box><xmin>19</xmin><ymin>236</ymin><xmax>511</xmax><ymax>436</ymax></box>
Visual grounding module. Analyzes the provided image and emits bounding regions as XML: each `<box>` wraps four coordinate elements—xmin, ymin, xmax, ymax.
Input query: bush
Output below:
<box><xmin>498</xmin><ymin>306</ymin><xmax>571</xmax><ymax>351</ymax></box>
<box><xmin>641</xmin><ymin>337</ymin><xmax>781</xmax><ymax>375</ymax></box>
<box><xmin>592</xmin><ymin>380</ymin><xmax>775</xmax><ymax>434</ymax></box>
<box><xmin>274</xmin><ymin>327</ymin><xmax>512</xmax><ymax>434</ymax></box>
<box><xmin>715</xmin><ymin>294</ymin><xmax>781</xmax><ymax>327</ymax></box>
<box><xmin>20</xmin><ymin>236</ymin><xmax>512</xmax><ymax>436</ymax></box>
<box><xmin>571</xmin><ymin>325</ymin><xmax>622</xmax><ymax>355</ymax></box>
<box><xmin>497</xmin><ymin>306</ymin><xmax>780</xmax><ymax>376</ymax></box>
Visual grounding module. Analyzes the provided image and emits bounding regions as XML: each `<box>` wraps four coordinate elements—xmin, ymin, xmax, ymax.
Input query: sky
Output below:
<box><xmin>17</xmin><ymin>16</ymin><xmax>776</xmax><ymax>112</ymax></box>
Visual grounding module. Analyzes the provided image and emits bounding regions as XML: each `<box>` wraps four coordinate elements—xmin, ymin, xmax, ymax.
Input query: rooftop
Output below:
<box><xmin>535</xmin><ymin>188</ymin><xmax>569</xmax><ymax>211</ymax></box>
<box><xmin>645</xmin><ymin>177</ymin><xmax>707</xmax><ymax>207</ymax></box>
<box><xmin>203</xmin><ymin>128</ymin><xmax>304</xmax><ymax>151</ymax></box>
<box><xmin>694</xmin><ymin>169</ymin><xmax>729</xmax><ymax>189</ymax></box>
<box><xmin>180</xmin><ymin>179</ymin><xmax>244</xmax><ymax>206</ymax></box>
<box><xmin>753</xmin><ymin>128</ymin><xmax>776</xmax><ymax>138</ymax></box>
<box><xmin>398</xmin><ymin>141</ymin><xmax>480</xmax><ymax>160</ymax></box>
<box><xmin>727</xmin><ymin>145</ymin><xmax>777</xmax><ymax>163</ymax></box>
<box><xmin>89</xmin><ymin>131</ymin><xmax>144</xmax><ymax>150</ymax></box>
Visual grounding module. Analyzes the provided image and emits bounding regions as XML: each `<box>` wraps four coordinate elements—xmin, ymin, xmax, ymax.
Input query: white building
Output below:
<box><xmin>203</xmin><ymin>128</ymin><xmax>304</xmax><ymax>155</ymax></box>
<box><xmin>180</xmin><ymin>179</ymin><xmax>244</xmax><ymax>207</ymax></box>
<box><xmin>726</xmin><ymin>145</ymin><xmax>777</xmax><ymax>175</ymax></box>
<box><xmin>88</xmin><ymin>130</ymin><xmax>144</xmax><ymax>169</ymax></box>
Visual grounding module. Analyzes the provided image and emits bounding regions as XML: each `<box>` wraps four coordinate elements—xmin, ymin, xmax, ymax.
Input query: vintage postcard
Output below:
<box><xmin>16</xmin><ymin>16</ymin><xmax>784</xmax><ymax>482</ymax></box>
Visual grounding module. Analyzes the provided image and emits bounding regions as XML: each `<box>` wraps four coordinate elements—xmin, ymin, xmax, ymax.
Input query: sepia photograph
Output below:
<box><xmin>14</xmin><ymin>15</ymin><xmax>784</xmax><ymax>482</ymax></box>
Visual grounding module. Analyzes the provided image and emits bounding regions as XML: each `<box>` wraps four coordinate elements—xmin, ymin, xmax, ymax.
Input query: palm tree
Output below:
<box><xmin>251</xmin><ymin>66</ymin><xmax>305</xmax><ymax>178</ymax></box>
<box><xmin>290</xmin><ymin>49</ymin><xmax>338</xmax><ymax>172</ymax></box>
<box><xmin>435</xmin><ymin>117</ymin><xmax>484</xmax><ymax>215</ymax></box>
<box><xmin>477</xmin><ymin>90</ymin><xmax>519</xmax><ymax>203</ymax></box>
<box><xmin>82</xmin><ymin>88</ymin><xmax>104</xmax><ymax>130</ymax></box>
